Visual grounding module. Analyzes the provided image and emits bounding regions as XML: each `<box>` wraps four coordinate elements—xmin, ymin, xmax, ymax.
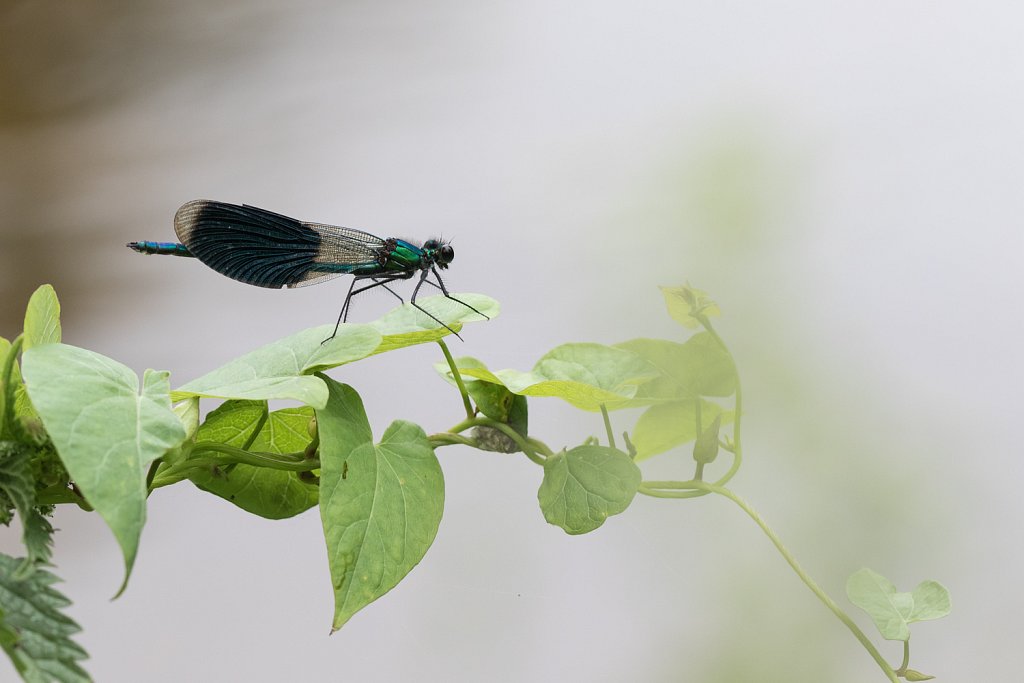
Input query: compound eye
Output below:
<box><xmin>439</xmin><ymin>244</ymin><xmax>454</xmax><ymax>263</ymax></box>
<box><xmin>423</xmin><ymin>239</ymin><xmax>440</xmax><ymax>250</ymax></box>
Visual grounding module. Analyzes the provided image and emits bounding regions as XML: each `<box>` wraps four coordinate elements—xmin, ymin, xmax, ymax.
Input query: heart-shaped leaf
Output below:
<box><xmin>316</xmin><ymin>379</ymin><xmax>444</xmax><ymax>631</ymax></box>
<box><xmin>22</xmin><ymin>344</ymin><xmax>187</xmax><ymax>594</ymax></box>
<box><xmin>846</xmin><ymin>568</ymin><xmax>951</xmax><ymax>641</ymax></box>
<box><xmin>538</xmin><ymin>445</ymin><xmax>641</xmax><ymax>534</ymax></box>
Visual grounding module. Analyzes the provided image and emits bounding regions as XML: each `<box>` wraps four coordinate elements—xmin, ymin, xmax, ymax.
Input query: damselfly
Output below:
<box><xmin>128</xmin><ymin>200</ymin><xmax>488</xmax><ymax>341</ymax></box>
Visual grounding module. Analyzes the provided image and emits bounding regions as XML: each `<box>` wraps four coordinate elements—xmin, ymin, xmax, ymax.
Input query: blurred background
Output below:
<box><xmin>2</xmin><ymin>1</ymin><xmax>1021</xmax><ymax>680</ymax></box>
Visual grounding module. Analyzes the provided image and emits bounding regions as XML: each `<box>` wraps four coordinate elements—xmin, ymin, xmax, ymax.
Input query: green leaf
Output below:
<box><xmin>171</xmin><ymin>294</ymin><xmax>496</xmax><ymax>408</ymax></box>
<box><xmin>0</xmin><ymin>442</ymin><xmax>53</xmax><ymax>575</ymax></box>
<box><xmin>0</xmin><ymin>553</ymin><xmax>90</xmax><ymax>682</ymax></box>
<box><xmin>172</xmin><ymin>325</ymin><xmax>382</xmax><ymax>407</ymax></box>
<box><xmin>368</xmin><ymin>293</ymin><xmax>498</xmax><ymax>354</ymax></box>
<box><xmin>538</xmin><ymin>445</ymin><xmax>641</xmax><ymax>534</ymax></box>
<box><xmin>174</xmin><ymin>398</ymin><xmax>201</xmax><ymax>443</ymax></box>
<box><xmin>616</xmin><ymin>333</ymin><xmax>736</xmax><ymax>399</ymax></box>
<box><xmin>907</xmin><ymin>580</ymin><xmax>952</xmax><ymax>622</ymax></box>
<box><xmin>22</xmin><ymin>286</ymin><xmax>61</xmax><ymax>351</ymax></box>
<box><xmin>156</xmin><ymin>398</ymin><xmax>200</xmax><ymax>477</ymax></box>
<box><xmin>435</xmin><ymin>359</ymin><xmax>530</xmax><ymax>452</ymax></box>
<box><xmin>630</xmin><ymin>399</ymin><xmax>732</xmax><ymax>461</ymax></box>
<box><xmin>316</xmin><ymin>379</ymin><xmax>443</xmax><ymax>632</ymax></box>
<box><xmin>693</xmin><ymin>413</ymin><xmax>722</xmax><ymax>464</ymax></box>
<box><xmin>660</xmin><ymin>284</ymin><xmax>720</xmax><ymax>328</ymax></box>
<box><xmin>195</xmin><ymin>400</ymin><xmax>268</xmax><ymax>448</ymax></box>
<box><xmin>452</xmin><ymin>344</ymin><xmax>656</xmax><ymax>411</ymax></box>
<box><xmin>846</xmin><ymin>568</ymin><xmax>951</xmax><ymax>641</ymax></box>
<box><xmin>17</xmin><ymin>509</ymin><xmax>55</xmax><ymax>578</ymax></box>
<box><xmin>902</xmin><ymin>669</ymin><xmax>936</xmax><ymax>681</ymax></box>
<box><xmin>189</xmin><ymin>403</ymin><xmax>318</xmax><ymax>519</ymax></box>
<box><xmin>434</xmin><ymin>356</ymin><xmax>503</xmax><ymax>415</ymax></box>
<box><xmin>21</xmin><ymin>344</ymin><xmax>187</xmax><ymax>595</ymax></box>
<box><xmin>0</xmin><ymin>442</ymin><xmax>33</xmax><ymax>525</ymax></box>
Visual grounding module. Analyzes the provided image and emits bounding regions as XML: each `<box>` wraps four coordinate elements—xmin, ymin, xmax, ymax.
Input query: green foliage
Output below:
<box><xmin>22</xmin><ymin>286</ymin><xmax>61</xmax><ymax>352</ymax></box>
<box><xmin>21</xmin><ymin>344</ymin><xmax>187</xmax><ymax>595</ymax></box>
<box><xmin>693</xmin><ymin>414</ymin><xmax>722</xmax><ymax>465</ymax></box>
<box><xmin>172</xmin><ymin>294</ymin><xmax>499</xmax><ymax>406</ymax></box>
<box><xmin>1</xmin><ymin>281</ymin><xmax>950</xmax><ymax>682</ymax></box>
<box><xmin>846</xmin><ymin>568</ymin><xmax>951</xmax><ymax>641</ymax></box>
<box><xmin>187</xmin><ymin>401</ymin><xmax>319</xmax><ymax>519</ymax></box>
<box><xmin>538</xmin><ymin>445</ymin><xmax>641</xmax><ymax>534</ymax></box>
<box><xmin>660</xmin><ymin>284</ymin><xmax>720</xmax><ymax>328</ymax></box>
<box><xmin>0</xmin><ymin>443</ymin><xmax>53</xmax><ymax>575</ymax></box>
<box><xmin>441</xmin><ymin>343</ymin><xmax>657</xmax><ymax>410</ymax></box>
<box><xmin>434</xmin><ymin>356</ymin><xmax>528</xmax><ymax>452</ymax></box>
<box><xmin>1</xmin><ymin>287</ymin><xmax>67</xmax><ymax>585</ymax></box>
<box><xmin>315</xmin><ymin>379</ymin><xmax>443</xmax><ymax>631</ymax></box>
<box><xmin>631</xmin><ymin>399</ymin><xmax>732</xmax><ymax>461</ymax></box>
<box><xmin>616</xmin><ymin>333</ymin><xmax>736</xmax><ymax>399</ymax></box>
<box><xmin>0</xmin><ymin>553</ymin><xmax>89</xmax><ymax>683</ymax></box>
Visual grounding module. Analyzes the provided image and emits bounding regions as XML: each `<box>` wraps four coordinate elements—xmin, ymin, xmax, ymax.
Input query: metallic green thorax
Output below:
<box><xmin>380</xmin><ymin>239</ymin><xmax>427</xmax><ymax>273</ymax></box>
<box><xmin>340</xmin><ymin>238</ymin><xmax>452</xmax><ymax>277</ymax></box>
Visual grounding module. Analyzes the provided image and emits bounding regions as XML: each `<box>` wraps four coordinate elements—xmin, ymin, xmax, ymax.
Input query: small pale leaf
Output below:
<box><xmin>22</xmin><ymin>285</ymin><xmax>61</xmax><ymax>350</ymax></box>
<box><xmin>846</xmin><ymin>568</ymin><xmax>949</xmax><ymax>641</ymax></box>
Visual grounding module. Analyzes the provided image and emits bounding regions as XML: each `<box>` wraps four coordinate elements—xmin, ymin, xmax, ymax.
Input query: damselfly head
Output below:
<box><xmin>423</xmin><ymin>239</ymin><xmax>454</xmax><ymax>268</ymax></box>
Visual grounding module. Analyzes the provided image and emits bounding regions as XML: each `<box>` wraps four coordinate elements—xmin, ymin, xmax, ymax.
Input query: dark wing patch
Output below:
<box><xmin>175</xmin><ymin>200</ymin><xmax>328</xmax><ymax>288</ymax></box>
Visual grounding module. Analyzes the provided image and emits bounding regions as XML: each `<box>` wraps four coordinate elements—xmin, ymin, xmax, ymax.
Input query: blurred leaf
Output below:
<box><xmin>538</xmin><ymin>445</ymin><xmax>641</xmax><ymax>534</ymax></box>
<box><xmin>0</xmin><ymin>553</ymin><xmax>90</xmax><ymax>682</ymax></box>
<box><xmin>189</xmin><ymin>403</ymin><xmax>318</xmax><ymax>520</ymax></box>
<box><xmin>903</xmin><ymin>669</ymin><xmax>935</xmax><ymax>681</ymax></box>
<box><xmin>21</xmin><ymin>344</ymin><xmax>186</xmax><ymax>595</ymax></box>
<box><xmin>631</xmin><ymin>399</ymin><xmax>732</xmax><ymax>460</ymax></box>
<box><xmin>846</xmin><ymin>568</ymin><xmax>951</xmax><ymax>641</ymax></box>
<box><xmin>907</xmin><ymin>580</ymin><xmax>952</xmax><ymax>622</ymax></box>
<box><xmin>22</xmin><ymin>286</ymin><xmax>61</xmax><ymax>351</ymax></box>
<box><xmin>616</xmin><ymin>333</ymin><xmax>736</xmax><ymax>399</ymax></box>
<box><xmin>451</xmin><ymin>344</ymin><xmax>656</xmax><ymax>411</ymax></box>
<box><xmin>316</xmin><ymin>379</ymin><xmax>443</xmax><ymax>632</ymax></box>
<box><xmin>693</xmin><ymin>413</ymin><xmax>722</xmax><ymax>464</ymax></box>
<box><xmin>660</xmin><ymin>284</ymin><xmax>720</xmax><ymax>328</ymax></box>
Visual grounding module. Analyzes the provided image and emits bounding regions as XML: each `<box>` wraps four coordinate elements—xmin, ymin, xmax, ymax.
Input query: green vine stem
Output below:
<box><xmin>439</xmin><ymin>415</ymin><xmax>548</xmax><ymax>466</ymax></box>
<box><xmin>437</xmin><ymin>339</ymin><xmax>475</xmax><ymax>420</ymax></box>
<box><xmin>897</xmin><ymin>639</ymin><xmax>910</xmax><ymax>675</ymax></box>
<box><xmin>643</xmin><ymin>480</ymin><xmax>898</xmax><ymax>682</ymax></box>
<box><xmin>600</xmin><ymin>404</ymin><xmax>616</xmax><ymax>449</ymax></box>
<box><xmin>150</xmin><ymin>443</ymin><xmax>318</xmax><ymax>490</ymax></box>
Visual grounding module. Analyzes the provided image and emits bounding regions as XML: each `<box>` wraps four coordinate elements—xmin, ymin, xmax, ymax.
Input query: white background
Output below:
<box><xmin>1</xmin><ymin>1</ymin><xmax>1021</xmax><ymax>681</ymax></box>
